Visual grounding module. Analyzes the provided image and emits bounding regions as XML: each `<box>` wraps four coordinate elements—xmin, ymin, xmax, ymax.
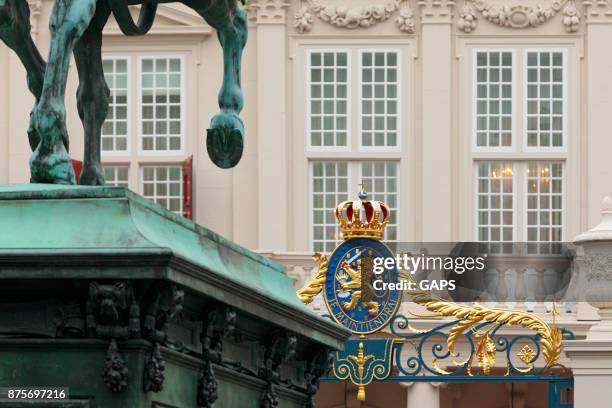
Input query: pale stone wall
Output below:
<box><xmin>2</xmin><ymin>1</ymin><xmax>612</xmax><ymax>407</ymax></box>
<box><xmin>1</xmin><ymin>0</ymin><xmax>606</xmax><ymax>249</ymax></box>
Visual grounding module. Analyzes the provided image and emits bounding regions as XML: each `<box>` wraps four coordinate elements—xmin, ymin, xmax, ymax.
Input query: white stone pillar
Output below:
<box><xmin>569</xmin><ymin>197</ymin><xmax>612</xmax><ymax>407</ymax></box>
<box><xmin>250</xmin><ymin>0</ymin><xmax>289</xmax><ymax>251</ymax></box>
<box><xmin>402</xmin><ymin>382</ymin><xmax>441</xmax><ymax>408</ymax></box>
<box><xmin>564</xmin><ymin>341</ymin><xmax>612</xmax><ymax>407</ymax></box>
<box><xmin>418</xmin><ymin>0</ymin><xmax>455</xmax><ymax>241</ymax></box>
<box><xmin>583</xmin><ymin>0</ymin><xmax>612</xmax><ymax>229</ymax></box>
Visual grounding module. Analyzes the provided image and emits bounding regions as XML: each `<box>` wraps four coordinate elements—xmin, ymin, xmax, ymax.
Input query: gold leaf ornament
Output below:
<box><xmin>296</xmin><ymin>253</ymin><xmax>328</xmax><ymax>304</ymax></box>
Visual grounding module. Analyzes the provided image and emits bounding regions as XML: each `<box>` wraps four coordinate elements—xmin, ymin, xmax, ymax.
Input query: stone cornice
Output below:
<box><xmin>417</xmin><ymin>0</ymin><xmax>456</xmax><ymax>24</ymax></box>
<box><xmin>246</xmin><ymin>0</ymin><xmax>290</xmax><ymax>25</ymax></box>
<box><xmin>582</xmin><ymin>0</ymin><xmax>612</xmax><ymax>23</ymax></box>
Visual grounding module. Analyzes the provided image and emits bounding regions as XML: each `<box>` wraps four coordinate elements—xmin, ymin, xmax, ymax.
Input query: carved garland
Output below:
<box><xmin>294</xmin><ymin>0</ymin><xmax>415</xmax><ymax>34</ymax></box>
<box><xmin>458</xmin><ymin>0</ymin><xmax>581</xmax><ymax>33</ymax></box>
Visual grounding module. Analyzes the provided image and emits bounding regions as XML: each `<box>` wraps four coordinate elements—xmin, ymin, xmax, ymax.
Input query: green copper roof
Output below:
<box><xmin>0</xmin><ymin>184</ymin><xmax>349</xmax><ymax>349</ymax></box>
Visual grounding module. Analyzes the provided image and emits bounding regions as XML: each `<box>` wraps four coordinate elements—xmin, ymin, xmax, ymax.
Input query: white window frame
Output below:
<box><xmin>309</xmin><ymin>160</ymin><xmax>352</xmax><ymax>252</ymax></box>
<box><xmin>101</xmin><ymin>55</ymin><xmax>132</xmax><ymax>157</ymax></box>
<box><xmin>308</xmin><ymin>160</ymin><xmax>401</xmax><ymax>251</ymax></box>
<box><xmin>306</xmin><ymin>48</ymin><xmax>352</xmax><ymax>153</ymax></box>
<box><xmin>358</xmin><ymin>161</ymin><xmax>400</xmax><ymax>243</ymax></box>
<box><xmin>472</xmin><ymin>161</ymin><xmax>519</xmax><ymax>247</ymax></box>
<box><xmin>140</xmin><ymin>165</ymin><xmax>184</xmax><ymax>214</ymax></box>
<box><xmin>522</xmin><ymin>48</ymin><xmax>568</xmax><ymax>153</ymax></box>
<box><xmin>472</xmin><ymin>48</ymin><xmax>517</xmax><ymax>153</ymax></box>
<box><xmin>522</xmin><ymin>161</ymin><xmax>566</xmax><ymax>244</ymax></box>
<box><xmin>357</xmin><ymin>48</ymin><xmax>402</xmax><ymax>152</ymax></box>
<box><xmin>137</xmin><ymin>54</ymin><xmax>186</xmax><ymax>156</ymax></box>
<box><xmin>103</xmin><ymin>165</ymin><xmax>130</xmax><ymax>188</ymax></box>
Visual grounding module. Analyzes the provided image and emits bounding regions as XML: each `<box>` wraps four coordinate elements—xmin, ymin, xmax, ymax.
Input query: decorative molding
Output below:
<box><xmin>293</xmin><ymin>0</ymin><xmax>415</xmax><ymax>33</ymax></box>
<box><xmin>246</xmin><ymin>0</ymin><xmax>290</xmax><ymax>25</ymax></box>
<box><xmin>582</xmin><ymin>0</ymin><xmax>612</xmax><ymax>23</ymax></box>
<box><xmin>26</xmin><ymin>0</ymin><xmax>42</xmax><ymax>41</ymax></box>
<box><xmin>418</xmin><ymin>0</ymin><xmax>456</xmax><ymax>23</ymax></box>
<box><xmin>458</xmin><ymin>0</ymin><xmax>582</xmax><ymax>33</ymax></box>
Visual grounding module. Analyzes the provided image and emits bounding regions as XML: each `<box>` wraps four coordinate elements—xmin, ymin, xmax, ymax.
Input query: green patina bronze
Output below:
<box><xmin>0</xmin><ymin>185</ymin><xmax>350</xmax><ymax>407</ymax></box>
<box><xmin>0</xmin><ymin>0</ymin><xmax>247</xmax><ymax>184</ymax></box>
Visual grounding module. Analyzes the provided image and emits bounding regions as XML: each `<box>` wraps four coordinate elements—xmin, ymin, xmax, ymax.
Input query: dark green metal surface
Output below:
<box><xmin>0</xmin><ymin>185</ymin><xmax>350</xmax><ymax>407</ymax></box>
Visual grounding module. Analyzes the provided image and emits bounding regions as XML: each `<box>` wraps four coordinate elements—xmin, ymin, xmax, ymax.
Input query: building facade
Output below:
<box><xmin>1</xmin><ymin>0</ymin><xmax>612</xmax><ymax>406</ymax></box>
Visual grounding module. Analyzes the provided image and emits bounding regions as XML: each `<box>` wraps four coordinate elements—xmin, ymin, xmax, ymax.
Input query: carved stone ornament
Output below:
<box><xmin>197</xmin><ymin>361</ymin><xmax>218</xmax><ymax>408</ymax></box>
<box><xmin>457</xmin><ymin>0</ymin><xmax>581</xmax><ymax>33</ymax></box>
<box><xmin>293</xmin><ymin>0</ymin><xmax>416</xmax><ymax>33</ymax></box>
<box><xmin>143</xmin><ymin>343</ymin><xmax>166</xmax><ymax>393</ymax></box>
<box><xmin>103</xmin><ymin>339</ymin><xmax>129</xmax><ymax>393</ymax></box>
<box><xmin>258</xmin><ymin>331</ymin><xmax>297</xmax><ymax>407</ymax></box>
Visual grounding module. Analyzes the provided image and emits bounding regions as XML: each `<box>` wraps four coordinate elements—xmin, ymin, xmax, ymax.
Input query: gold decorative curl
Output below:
<box><xmin>407</xmin><ymin>286</ymin><xmax>563</xmax><ymax>371</ymax></box>
<box><xmin>296</xmin><ymin>253</ymin><xmax>328</xmax><ymax>304</ymax></box>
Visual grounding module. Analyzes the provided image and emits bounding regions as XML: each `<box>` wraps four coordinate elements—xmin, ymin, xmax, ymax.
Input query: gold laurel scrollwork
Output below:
<box><xmin>296</xmin><ymin>253</ymin><xmax>328</xmax><ymax>304</ymax></box>
<box><xmin>408</xmin><ymin>287</ymin><xmax>563</xmax><ymax>372</ymax></box>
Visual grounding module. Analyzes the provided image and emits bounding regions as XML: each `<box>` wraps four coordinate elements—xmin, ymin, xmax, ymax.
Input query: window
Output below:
<box><xmin>101</xmin><ymin>54</ymin><xmax>190</xmax><ymax>218</ymax></box>
<box><xmin>308</xmin><ymin>51</ymin><xmax>349</xmax><ymax>148</ymax></box>
<box><xmin>140</xmin><ymin>57</ymin><xmax>183</xmax><ymax>152</ymax></box>
<box><xmin>312</xmin><ymin>162</ymin><xmax>349</xmax><ymax>252</ymax></box>
<box><xmin>103</xmin><ymin>166</ymin><xmax>129</xmax><ymax>188</ymax></box>
<box><xmin>311</xmin><ymin>160</ymin><xmax>399</xmax><ymax>252</ymax></box>
<box><xmin>102</xmin><ymin>58</ymin><xmax>129</xmax><ymax>152</ymax></box>
<box><xmin>360</xmin><ymin>161</ymin><xmax>398</xmax><ymax>241</ymax></box>
<box><xmin>475</xmin><ymin>51</ymin><xmax>513</xmax><ymax>148</ymax></box>
<box><xmin>306</xmin><ymin>47</ymin><xmax>405</xmax><ymax>252</ymax></box>
<box><xmin>526</xmin><ymin>161</ymin><xmax>563</xmax><ymax>253</ymax></box>
<box><xmin>525</xmin><ymin>51</ymin><xmax>565</xmax><ymax>149</ymax></box>
<box><xmin>142</xmin><ymin>166</ymin><xmax>183</xmax><ymax>215</ymax></box>
<box><xmin>475</xmin><ymin>162</ymin><xmax>514</xmax><ymax>254</ymax></box>
<box><xmin>472</xmin><ymin>48</ymin><xmax>566</xmax><ymax>253</ymax></box>
<box><xmin>360</xmin><ymin>51</ymin><xmax>399</xmax><ymax>148</ymax></box>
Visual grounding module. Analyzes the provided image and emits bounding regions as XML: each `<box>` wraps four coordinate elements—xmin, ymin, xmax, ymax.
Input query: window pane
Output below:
<box><xmin>360</xmin><ymin>161</ymin><xmax>399</xmax><ymax>242</ymax></box>
<box><xmin>141</xmin><ymin>57</ymin><xmax>183</xmax><ymax>151</ymax></box>
<box><xmin>141</xmin><ymin>166</ymin><xmax>183</xmax><ymax>215</ymax></box>
<box><xmin>309</xmin><ymin>51</ymin><xmax>349</xmax><ymax>147</ymax></box>
<box><xmin>103</xmin><ymin>166</ymin><xmax>129</xmax><ymax>188</ymax></box>
<box><xmin>475</xmin><ymin>162</ymin><xmax>514</xmax><ymax>254</ymax></box>
<box><xmin>526</xmin><ymin>51</ymin><xmax>564</xmax><ymax>148</ymax></box>
<box><xmin>474</xmin><ymin>51</ymin><xmax>513</xmax><ymax>148</ymax></box>
<box><xmin>311</xmin><ymin>161</ymin><xmax>349</xmax><ymax>252</ymax></box>
<box><xmin>526</xmin><ymin>161</ymin><xmax>564</xmax><ymax>254</ymax></box>
<box><xmin>360</xmin><ymin>51</ymin><xmax>400</xmax><ymax>148</ymax></box>
<box><xmin>102</xmin><ymin>58</ymin><xmax>129</xmax><ymax>152</ymax></box>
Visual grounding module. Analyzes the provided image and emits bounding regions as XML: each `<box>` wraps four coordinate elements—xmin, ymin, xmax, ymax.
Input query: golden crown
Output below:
<box><xmin>335</xmin><ymin>181</ymin><xmax>390</xmax><ymax>240</ymax></box>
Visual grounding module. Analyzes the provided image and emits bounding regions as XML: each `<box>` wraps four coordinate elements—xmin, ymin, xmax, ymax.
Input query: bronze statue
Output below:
<box><xmin>0</xmin><ymin>0</ymin><xmax>247</xmax><ymax>184</ymax></box>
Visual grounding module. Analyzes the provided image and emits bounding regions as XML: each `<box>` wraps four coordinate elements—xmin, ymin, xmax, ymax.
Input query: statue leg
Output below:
<box><xmin>0</xmin><ymin>0</ymin><xmax>46</xmax><ymax>149</ymax></box>
<box><xmin>73</xmin><ymin>3</ymin><xmax>110</xmax><ymax>186</ymax></box>
<box><xmin>28</xmin><ymin>0</ymin><xmax>98</xmax><ymax>184</ymax></box>
<box><xmin>184</xmin><ymin>0</ymin><xmax>247</xmax><ymax>169</ymax></box>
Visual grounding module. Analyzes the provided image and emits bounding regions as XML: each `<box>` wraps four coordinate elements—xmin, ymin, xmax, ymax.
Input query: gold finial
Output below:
<box><xmin>358</xmin><ymin>180</ymin><xmax>368</xmax><ymax>200</ymax></box>
<box><xmin>348</xmin><ymin>342</ymin><xmax>374</xmax><ymax>402</ymax></box>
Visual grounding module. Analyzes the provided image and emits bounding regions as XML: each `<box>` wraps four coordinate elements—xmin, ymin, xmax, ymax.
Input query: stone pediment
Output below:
<box><xmin>104</xmin><ymin>4</ymin><xmax>212</xmax><ymax>36</ymax></box>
